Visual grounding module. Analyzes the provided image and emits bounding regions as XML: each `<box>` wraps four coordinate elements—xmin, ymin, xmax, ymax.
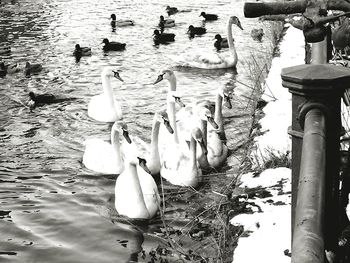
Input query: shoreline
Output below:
<box><xmin>230</xmin><ymin>25</ymin><xmax>305</xmax><ymax>262</ymax></box>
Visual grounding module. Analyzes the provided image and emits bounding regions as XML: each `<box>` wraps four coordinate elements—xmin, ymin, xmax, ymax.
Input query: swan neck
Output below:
<box><xmin>127</xmin><ymin>162</ymin><xmax>149</xmax><ymax>213</ymax></box>
<box><xmin>227</xmin><ymin>21</ymin><xmax>238</xmax><ymax>65</ymax></box>
<box><xmin>150</xmin><ymin>119</ymin><xmax>161</xmax><ymax>162</ymax></box>
<box><xmin>111</xmin><ymin>129</ymin><xmax>123</xmax><ymax>164</ymax></box>
<box><xmin>102</xmin><ymin>76</ymin><xmax>115</xmax><ymax>105</ymax></box>
<box><xmin>190</xmin><ymin>136</ymin><xmax>197</xmax><ymax>167</ymax></box>
<box><xmin>168</xmin><ymin>101</ymin><xmax>179</xmax><ymax>143</ymax></box>
<box><xmin>200</xmin><ymin>120</ymin><xmax>207</xmax><ymax>145</ymax></box>
<box><xmin>169</xmin><ymin>77</ymin><xmax>176</xmax><ymax>91</ymax></box>
<box><xmin>215</xmin><ymin>94</ymin><xmax>223</xmax><ymax>131</ymax></box>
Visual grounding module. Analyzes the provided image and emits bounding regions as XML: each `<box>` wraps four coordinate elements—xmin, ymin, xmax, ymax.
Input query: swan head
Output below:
<box><xmin>124</xmin><ymin>145</ymin><xmax>152</xmax><ymax>174</ymax></box>
<box><xmin>155</xmin><ymin>110</ymin><xmax>174</xmax><ymax>134</ymax></box>
<box><xmin>112</xmin><ymin>121</ymin><xmax>132</xmax><ymax>144</ymax></box>
<box><xmin>101</xmin><ymin>67</ymin><xmax>124</xmax><ymax>82</ymax></box>
<box><xmin>153</xmin><ymin>69</ymin><xmax>175</xmax><ymax>85</ymax></box>
<box><xmin>167</xmin><ymin>91</ymin><xmax>185</xmax><ymax>108</ymax></box>
<box><xmin>230</xmin><ymin>16</ymin><xmax>243</xmax><ymax>30</ymax></box>
<box><xmin>196</xmin><ymin>104</ymin><xmax>219</xmax><ymax>129</ymax></box>
<box><xmin>110</xmin><ymin>14</ymin><xmax>116</xmax><ymax>20</ymax></box>
<box><xmin>192</xmin><ymin>127</ymin><xmax>207</xmax><ymax>155</ymax></box>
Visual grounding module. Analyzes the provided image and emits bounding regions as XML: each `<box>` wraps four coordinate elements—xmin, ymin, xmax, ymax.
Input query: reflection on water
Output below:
<box><xmin>0</xmin><ymin>0</ymin><xmax>278</xmax><ymax>262</ymax></box>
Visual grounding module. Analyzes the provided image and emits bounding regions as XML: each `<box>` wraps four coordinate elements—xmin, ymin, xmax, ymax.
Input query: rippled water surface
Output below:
<box><xmin>0</xmin><ymin>0</ymin><xmax>278</xmax><ymax>262</ymax></box>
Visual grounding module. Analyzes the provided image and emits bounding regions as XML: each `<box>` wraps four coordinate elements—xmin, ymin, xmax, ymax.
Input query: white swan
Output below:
<box><xmin>82</xmin><ymin>121</ymin><xmax>131</xmax><ymax>174</ymax></box>
<box><xmin>205</xmin><ymin>87</ymin><xmax>233</xmax><ymax>168</ymax></box>
<box><xmin>126</xmin><ymin>110</ymin><xmax>174</xmax><ymax>176</ymax></box>
<box><xmin>88</xmin><ymin>67</ymin><xmax>123</xmax><ymax>122</ymax></box>
<box><xmin>171</xmin><ymin>16</ymin><xmax>243</xmax><ymax>69</ymax></box>
<box><xmin>114</xmin><ymin>148</ymin><xmax>160</xmax><ymax>219</ymax></box>
<box><xmin>160</xmin><ymin>127</ymin><xmax>206</xmax><ymax>187</ymax></box>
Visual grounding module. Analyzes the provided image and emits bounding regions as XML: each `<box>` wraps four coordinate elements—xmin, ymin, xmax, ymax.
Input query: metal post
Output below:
<box><xmin>311</xmin><ymin>39</ymin><xmax>328</xmax><ymax>64</ymax></box>
<box><xmin>292</xmin><ymin>108</ymin><xmax>326</xmax><ymax>263</ymax></box>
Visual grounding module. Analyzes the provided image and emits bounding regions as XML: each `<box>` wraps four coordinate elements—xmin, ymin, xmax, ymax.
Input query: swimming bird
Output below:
<box><xmin>0</xmin><ymin>45</ymin><xmax>11</xmax><ymax>55</ymax></box>
<box><xmin>214</xmin><ymin>34</ymin><xmax>228</xmax><ymax>50</ymax></box>
<box><xmin>27</xmin><ymin>91</ymin><xmax>55</xmax><ymax>110</ymax></box>
<box><xmin>0</xmin><ymin>62</ymin><xmax>20</xmax><ymax>74</ymax></box>
<box><xmin>166</xmin><ymin>5</ymin><xmax>178</xmax><ymax>16</ymax></box>
<box><xmin>83</xmin><ymin>121</ymin><xmax>132</xmax><ymax>174</ymax></box>
<box><xmin>126</xmin><ymin>110</ymin><xmax>174</xmax><ymax>177</ymax></box>
<box><xmin>110</xmin><ymin>14</ymin><xmax>134</xmax><ymax>27</ymax></box>
<box><xmin>153</xmin><ymin>30</ymin><xmax>175</xmax><ymax>44</ymax></box>
<box><xmin>251</xmin><ymin>28</ymin><xmax>264</xmax><ymax>42</ymax></box>
<box><xmin>200</xmin><ymin>12</ymin><xmax>218</xmax><ymax>21</ymax></box>
<box><xmin>188</xmin><ymin>25</ymin><xmax>206</xmax><ymax>37</ymax></box>
<box><xmin>73</xmin><ymin>44</ymin><xmax>91</xmax><ymax>57</ymax></box>
<box><xmin>160</xmin><ymin>127</ymin><xmax>206</xmax><ymax>187</ymax></box>
<box><xmin>159</xmin><ymin>15</ymin><xmax>175</xmax><ymax>29</ymax></box>
<box><xmin>174</xmin><ymin>16</ymin><xmax>243</xmax><ymax>69</ymax></box>
<box><xmin>88</xmin><ymin>67</ymin><xmax>124</xmax><ymax>122</ymax></box>
<box><xmin>25</xmin><ymin>62</ymin><xmax>43</xmax><ymax>76</ymax></box>
<box><xmin>114</xmin><ymin>147</ymin><xmax>160</xmax><ymax>219</ymax></box>
<box><xmin>102</xmin><ymin>38</ymin><xmax>126</xmax><ymax>51</ymax></box>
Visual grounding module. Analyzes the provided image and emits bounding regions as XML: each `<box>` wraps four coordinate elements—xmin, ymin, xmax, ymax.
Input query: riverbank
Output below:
<box><xmin>231</xmin><ymin>25</ymin><xmax>305</xmax><ymax>262</ymax></box>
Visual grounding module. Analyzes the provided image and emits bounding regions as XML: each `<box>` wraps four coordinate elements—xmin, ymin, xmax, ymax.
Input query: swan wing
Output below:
<box><xmin>88</xmin><ymin>94</ymin><xmax>123</xmax><ymax>122</ymax></box>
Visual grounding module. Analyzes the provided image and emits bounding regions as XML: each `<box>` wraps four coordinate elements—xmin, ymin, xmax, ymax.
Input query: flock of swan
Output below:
<box><xmin>79</xmin><ymin>8</ymin><xmax>246</xmax><ymax>220</ymax></box>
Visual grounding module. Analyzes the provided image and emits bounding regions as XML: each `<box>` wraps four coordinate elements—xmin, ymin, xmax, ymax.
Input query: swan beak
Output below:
<box><xmin>153</xmin><ymin>74</ymin><xmax>164</xmax><ymax>84</ymax></box>
<box><xmin>237</xmin><ymin>22</ymin><xmax>243</xmax><ymax>30</ymax></box>
<box><xmin>175</xmin><ymin>97</ymin><xmax>185</xmax><ymax>107</ymax></box>
<box><xmin>138</xmin><ymin>157</ymin><xmax>152</xmax><ymax>174</ymax></box>
<box><xmin>207</xmin><ymin>116</ymin><xmax>219</xmax><ymax>129</ymax></box>
<box><xmin>122</xmin><ymin>129</ymin><xmax>132</xmax><ymax>144</ymax></box>
<box><xmin>113</xmin><ymin>71</ymin><xmax>124</xmax><ymax>82</ymax></box>
<box><xmin>163</xmin><ymin>119</ymin><xmax>174</xmax><ymax>134</ymax></box>
<box><xmin>198</xmin><ymin>139</ymin><xmax>208</xmax><ymax>155</ymax></box>
<box><xmin>223</xmin><ymin>95</ymin><xmax>232</xmax><ymax>109</ymax></box>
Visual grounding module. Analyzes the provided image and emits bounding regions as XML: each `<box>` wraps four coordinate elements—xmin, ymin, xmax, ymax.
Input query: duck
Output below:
<box><xmin>114</xmin><ymin>147</ymin><xmax>160</xmax><ymax>219</ymax></box>
<box><xmin>166</xmin><ymin>5</ymin><xmax>178</xmax><ymax>16</ymax></box>
<box><xmin>25</xmin><ymin>62</ymin><xmax>43</xmax><ymax>76</ymax></box>
<box><xmin>214</xmin><ymin>34</ymin><xmax>228</xmax><ymax>50</ymax></box>
<box><xmin>73</xmin><ymin>44</ymin><xmax>91</xmax><ymax>57</ymax></box>
<box><xmin>0</xmin><ymin>62</ymin><xmax>20</xmax><ymax>74</ymax></box>
<box><xmin>153</xmin><ymin>30</ymin><xmax>175</xmax><ymax>44</ymax></box>
<box><xmin>187</xmin><ymin>25</ymin><xmax>207</xmax><ymax>37</ymax></box>
<box><xmin>251</xmin><ymin>28</ymin><xmax>264</xmax><ymax>42</ymax></box>
<box><xmin>110</xmin><ymin>14</ymin><xmax>134</xmax><ymax>27</ymax></box>
<box><xmin>174</xmin><ymin>16</ymin><xmax>243</xmax><ymax>69</ymax></box>
<box><xmin>102</xmin><ymin>38</ymin><xmax>126</xmax><ymax>51</ymax></box>
<box><xmin>200</xmin><ymin>12</ymin><xmax>218</xmax><ymax>21</ymax></box>
<box><xmin>27</xmin><ymin>91</ymin><xmax>56</xmax><ymax>110</ymax></box>
<box><xmin>0</xmin><ymin>45</ymin><xmax>11</xmax><ymax>55</ymax></box>
<box><xmin>159</xmin><ymin>15</ymin><xmax>175</xmax><ymax>29</ymax></box>
<box><xmin>126</xmin><ymin>110</ymin><xmax>174</xmax><ymax>176</ymax></box>
<box><xmin>160</xmin><ymin>127</ymin><xmax>206</xmax><ymax>187</ymax></box>
<box><xmin>88</xmin><ymin>67</ymin><xmax>124</xmax><ymax>122</ymax></box>
<box><xmin>83</xmin><ymin>121</ymin><xmax>132</xmax><ymax>174</ymax></box>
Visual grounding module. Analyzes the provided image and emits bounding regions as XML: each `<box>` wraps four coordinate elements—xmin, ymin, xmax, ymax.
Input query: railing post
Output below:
<box><xmin>281</xmin><ymin>64</ymin><xmax>350</xmax><ymax>259</ymax></box>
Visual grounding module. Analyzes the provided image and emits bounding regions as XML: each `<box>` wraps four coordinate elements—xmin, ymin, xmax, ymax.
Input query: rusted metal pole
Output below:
<box><xmin>292</xmin><ymin>108</ymin><xmax>326</xmax><ymax>263</ymax></box>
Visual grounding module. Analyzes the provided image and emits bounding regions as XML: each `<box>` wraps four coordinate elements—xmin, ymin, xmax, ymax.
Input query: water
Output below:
<box><xmin>0</xmin><ymin>0</ymin><xmax>278</xmax><ymax>262</ymax></box>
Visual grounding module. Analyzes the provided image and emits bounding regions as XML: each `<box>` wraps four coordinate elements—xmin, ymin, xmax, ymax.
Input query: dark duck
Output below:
<box><xmin>214</xmin><ymin>34</ymin><xmax>228</xmax><ymax>50</ymax></box>
<box><xmin>200</xmin><ymin>12</ymin><xmax>218</xmax><ymax>21</ymax></box>
<box><xmin>153</xmin><ymin>29</ymin><xmax>175</xmax><ymax>44</ymax></box>
<box><xmin>25</xmin><ymin>62</ymin><xmax>43</xmax><ymax>76</ymax></box>
<box><xmin>73</xmin><ymin>44</ymin><xmax>91</xmax><ymax>57</ymax></box>
<box><xmin>166</xmin><ymin>5</ymin><xmax>178</xmax><ymax>16</ymax></box>
<box><xmin>27</xmin><ymin>91</ymin><xmax>76</xmax><ymax>110</ymax></box>
<box><xmin>188</xmin><ymin>25</ymin><xmax>206</xmax><ymax>38</ymax></box>
<box><xmin>102</xmin><ymin>38</ymin><xmax>126</xmax><ymax>51</ymax></box>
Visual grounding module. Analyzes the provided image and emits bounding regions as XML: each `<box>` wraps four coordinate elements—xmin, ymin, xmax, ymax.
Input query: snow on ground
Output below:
<box><xmin>231</xmin><ymin>25</ymin><xmax>305</xmax><ymax>262</ymax></box>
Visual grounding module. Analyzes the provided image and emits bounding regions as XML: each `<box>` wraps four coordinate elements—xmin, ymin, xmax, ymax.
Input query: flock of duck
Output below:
<box><xmin>0</xmin><ymin>6</ymin><xmax>264</xmax><ymax>221</ymax></box>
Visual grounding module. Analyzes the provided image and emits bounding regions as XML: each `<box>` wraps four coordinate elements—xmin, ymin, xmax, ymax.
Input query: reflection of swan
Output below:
<box><xmin>110</xmin><ymin>14</ymin><xmax>134</xmax><ymax>27</ymax></box>
<box><xmin>160</xmin><ymin>127</ymin><xmax>206</xmax><ymax>187</ymax></box>
<box><xmin>83</xmin><ymin>121</ymin><xmax>131</xmax><ymax>174</ymax></box>
<box><xmin>88</xmin><ymin>67</ymin><xmax>123</xmax><ymax>122</ymax></box>
<box><xmin>127</xmin><ymin>110</ymin><xmax>174</xmax><ymax>176</ymax></box>
<box><xmin>114</xmin><ymin>147</ymin><xmax>160</xmax><ymax>219</ymax></box>
<box><xmin>174</xmin><ymin>16</ymin><xmax>243</xmax><ymax>69</ymax></box>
